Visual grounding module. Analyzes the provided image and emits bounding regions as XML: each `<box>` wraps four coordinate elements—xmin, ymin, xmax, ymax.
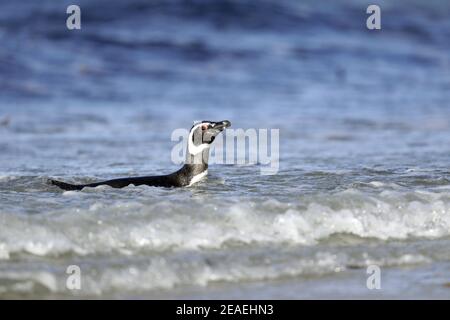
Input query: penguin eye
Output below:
<box><xmin>201</xmin><ymin>124</ymin><xmax>208</xmax><ymax>131</ymax></box>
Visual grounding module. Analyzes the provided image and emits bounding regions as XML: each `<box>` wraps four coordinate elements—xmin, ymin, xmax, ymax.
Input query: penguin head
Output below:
<box><xmin>188</xmin><ymin>120</ymin><xmax>231</xmax><ymax>155</ymax></box>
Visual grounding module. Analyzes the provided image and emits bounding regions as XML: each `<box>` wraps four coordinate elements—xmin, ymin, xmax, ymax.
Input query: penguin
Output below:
<box><xmin>49</xmin><ymin>120</ymin><xmax>231</xmax><ymax>190</ymax></box>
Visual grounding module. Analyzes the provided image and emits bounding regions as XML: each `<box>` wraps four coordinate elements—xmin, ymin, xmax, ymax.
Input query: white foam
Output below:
<box><xmin>62</xmin><ymin>191</ymin><xmax>81</xmax><ymax>197</ymax></box>
<box><xmin>0</xmin><ymin>175</ymin><xmax>16</xmax><ymax>182</ymax></box>
<box><xmin>0</xmin><ymin>250</ymin><xmax>437</xmax><ymax>296</ymax></box>
<box><xmin>0</xmin><ymin>243</ymin><xmax>9</xmax><ymax>260</ymax></box>
<box><xmin>1</xmin><ymin>189</ymin><xmax>450</xmax><ymax>258</ymax></box>
<box><xmin>369</xmin><ymin>181</ymin><xmax>385</xmax><ymax>187</ymax></box>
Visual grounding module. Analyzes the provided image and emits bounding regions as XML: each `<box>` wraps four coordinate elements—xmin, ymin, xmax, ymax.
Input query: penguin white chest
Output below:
<box><xmin>188</xmin><ymin>170</ymin><xmax>208</xmax><ymax>186</ymax></box>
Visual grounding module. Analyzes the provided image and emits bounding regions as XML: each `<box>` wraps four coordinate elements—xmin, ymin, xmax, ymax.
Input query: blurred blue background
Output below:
<box><xmin>1</xmin><ymin>0</ymin><xmax>449</xmax><ymax>173</ymax></box>
<box><xmin>0</xmin><ymin>0</ymin><xmax>450</xmax><ymax>299</ymax></box>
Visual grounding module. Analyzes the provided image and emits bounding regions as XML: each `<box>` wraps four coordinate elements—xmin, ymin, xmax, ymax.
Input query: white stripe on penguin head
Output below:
<box><xmin>188</xmin><ymin>123</ymin><xmax>210</xmax><ymax>155</ymax></box>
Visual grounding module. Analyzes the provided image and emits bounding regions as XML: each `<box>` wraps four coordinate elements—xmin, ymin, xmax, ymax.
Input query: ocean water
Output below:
<box><xmin>0</xmin><ymin>0</ymin><xmax>450</xmax><ymax>299</ymax></box>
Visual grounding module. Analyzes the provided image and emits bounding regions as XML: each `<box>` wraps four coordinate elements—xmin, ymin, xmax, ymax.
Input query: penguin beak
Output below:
<box><xmin>211</xmin><ymin>120</ymin><xmax>231</xmax><ymax>131</ymax></box>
